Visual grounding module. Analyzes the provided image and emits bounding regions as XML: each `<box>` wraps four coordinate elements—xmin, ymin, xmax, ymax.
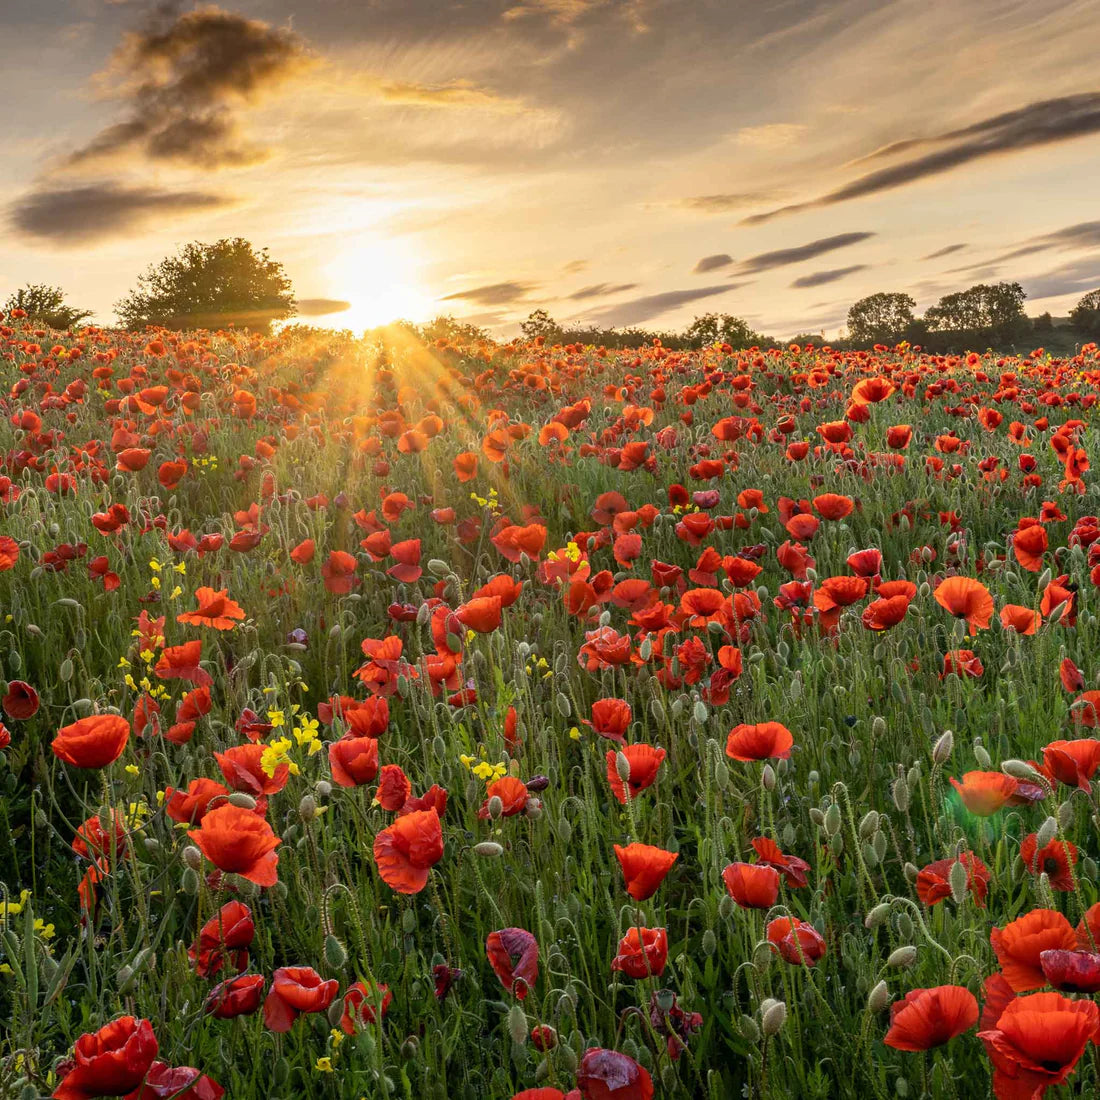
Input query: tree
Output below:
<box><xmin>4</xmin><ymin>284</ymin><xmax>93</xmax><ymax>330</ymax></box>
<box><xmin>925</xmin><ymin>282</ymin><xmax>1027</xmax><ymax>339</ymax></box>
<box><xmin>846</xmin><ymin>292</ymin><xmax>915</xmax><ymax>346</ymax></box>
<box><xmin>1070</xmin><ymin>289</ymin><xmax>1100</xmax><ymax>339</ymax></box>
<box><xmin>520</xmin><ymin>309</ymin><xmax>562</xmax><ymax>343</ymax></box>
<box><xmin>116</xmin><ymin>239</ymin><xmax>295</xmax><ymax>333</ymax></box>
<box><xmin>683</xmin><ymin>312</ymin><xmax>763</xmax><ymax>349</ymax></box>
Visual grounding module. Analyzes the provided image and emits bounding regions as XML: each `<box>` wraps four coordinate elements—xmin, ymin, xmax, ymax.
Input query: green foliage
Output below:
<box><xmin>1070</xmin><ymin>288</ymin><xmax>1100</xmax><ymax>339</ymax></box>
<box><xmin>3</xmin><ymin>284</ymin><xmax>93</xmax><ymax>330</ymax></box>
<box><xmin>115</xmin><ymin>238</ymin><xmax>296</xmax><ymax>333</ymax></box>
<box><xmin>846</xmin><ymin>292</ymin><xmax>916</xmax><ymax>347</ymax></box>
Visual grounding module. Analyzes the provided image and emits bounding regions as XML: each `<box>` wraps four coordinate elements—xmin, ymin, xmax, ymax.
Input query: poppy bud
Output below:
<box><xmin>903</xmin><ymin>862</ymin><xmax>919</xmax><ymax>882</ymax></box>
<box><xmin>809</xmin><ymin>807</ymin><xmax>825</xmax><ymax>827</ymax></box>
<box><xmin>932</xmin><ymin>730</ymin><xmax>953</xmax><ymax>763</ymax></box>
<box><xmin>556</xmin><ymin>693</ymin><xmax>571</xmax><ymax>718</ymax></box>
<box><xmin>865</xmin><ymin>903</ymin><xmax>891</xmax><ymax>929</ymax></box>
<box><xmin>324</xmin><ymin>934</ymin><xmax>347</xmax><ymax>969</ymax></box>
<box><xmin>715</xmin><ymin>759</ymin><xmax>730</xmax><ymax>790</ymax></box>
<box><xmin>702</xmin><ymin>929</ymin><xmax>716</xmax><ymax>956</ymax></box>
<box><xmin>507</xmin><ymin>1004</ymin><xmax>528</xmax><ymax>1045</ymax></box>
<box><xmin>974</xmin><ymin>743</ymin><xmax>991</xmax><ymax>768</ymax></box>
<box><xmin>400</xmin><ymin>1037</ymin><xmax>419</xmax><ymax>1061</ymax></box>
<box><xmin>858</xmin><ymin>811</ymin><xmax>878</xmax><ymax>838</ymax></box>
<box><xmin>867</xmin><ymin>980</ymin><xmax>890</xmax><ymax>1012</ymax></box>
<box><xmin>871</xmin><ymin>716</ymin><xmax>886</xmax><ymax>738</ymax></box>
<box><xmin>474</xmin><ymin>841</ymin><xmax>504</xmax><ymax>857</ymax></box>
<box><xmin>828</xmin><ymin>832</ymin><xmax>844</xmax><ymax>857</ymax></box>
<box><xmin>315</xmin><ymin>781</ymin><xmax>332</xmax><ymax>798</ymax></box>
<box><xmin>892</xmin><ymin>777</ymin><xmax>909</xmax><ymax>812</ymax></box>
<box><xmin>181</xmin><ymin>845</ymin><xmax>202</xmax><ymax>870</ymax></box>
<box><xmin>1002</xmin><ymin>758</ymin><xmax>1040</xmax><ymax>781</ymax></box>
<box><xmin>761</xmin><ymin>999</ymin><xmax>787</xmax><ymax>1036</ymax></box>
<box><xmin>887</xmin><ymin>945</ymin><xmax>917</xmax><ymax>968</ymax></box>
<box><xmin>427</xmin><ymin>559</ymin><xmax>450</xmax><ymax>577</ymax></box>
<box><xmin>823</xmin><ymin>804</ymin><xmax>841</xmax><ymax>836</ymax></box>
<box><xmin>615</xmin><ymin>752</ymin><xmax>632</xmax><ymax>783</ymax></box>
<box><xmin>298</xmin><ymin>795</ymin><xmax>318</xmax><ymax>822</ymax></box>
<box><xmin>761</xmin><ymin>764</ymin><xmax>776</xmax><ymax>791</ymax></box>
<box><xmin>487</xmin><ymin>795</ymin><xmax>503</xmax><ymax>819</ymax></box>
<box><xmin>740</xmin><ymin>1015</ymin><xmax>760</xmax><ymax>1041</ymax></box>
<box><xmin>228</xmin><ymin>792</ymin><xmax>257</xmax><ymax>810</ymax></box>
<box><xmin>181</xmin><ymin>867</ymin><xmax>199</xmax><ymax>894</ymax></box>
<box><xmin>525</xmin><ymin>798</ymin><xmax>543</xmax><ymax>820</ymax></box>
<box><xmin>1036</xmin><ymin>815</ymin><xmax>1059</xmax><ymax>850</ymax></box>
<box><xmin>1058</xmin><ymin>800</ymin><xmax>1074</xmax><ymax>831</ymax></box>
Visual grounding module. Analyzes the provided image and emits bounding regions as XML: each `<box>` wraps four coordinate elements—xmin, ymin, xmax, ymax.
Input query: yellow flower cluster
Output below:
<box><xmin>260</xmin><ymin>737</ymin><xmax>300</xmax><ymax>779</ymax></box>
<box><xmin>459</xmin><ymin>753</ymin><xmax>507</xmax><ymax>782</ymax></box>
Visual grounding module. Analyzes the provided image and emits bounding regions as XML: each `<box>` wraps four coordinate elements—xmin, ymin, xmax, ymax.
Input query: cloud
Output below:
<box><xmin>733</xmin><ymin>123</ymin><xmax>807</xmax><ymax>149</ymax></box>
<box><xmin>567</xmin><ymin>282</ymin><xmax>638</xmax><ymax>300</ymax></box>
<box><xmin>744</xmin><ymin>91</ymin><xmax>1100</xmax><ymax>225</ymax></box>
<box><xmin>373</xmin><ymin>78</ymin><xmax>525</xmax><ymax>112</ymax></box>
<box><xmin>987</xmin><ymin>221</ymin><xmax>1100</xmax><ymax>265</ymax></box>
<box><xmin>737</xmin><ymin>232</ymin><xmax>874</xmax><ymax>274</ymax></box>
<box><xmin>1021</xmin><ymin>255</ymin><xmax>1100</xmax><ymax>301</ymax></box>
<box><xmin>673</xmin><ymin>191</ymin><xmax>786</xmax><ymax>214</ymax></box>
<box><xmin>573</xmin><ymin>284</ymin><xmax>742</xmax><ymax>328</ymax></box>
<box><xmin>296</xmin><ymin>298</ymin><xmax>351</xmax><ymax>316</ymax></box>
<box><xmin>693</xmin><ymin>253</ymin><xmax>733</xmax><ymax>274</ymax></box>
<box><xmin>441</xmin><ymin>281</ymin><xmax>537</xmax><ymax>306</ymax></box>
<box><xmin>790</xmin><ymin>264</ymin><xmax>868</xmax><ymax>288</ymax></box>
<box><xmin>922</xmin><ymin>243</ymin><xmax>967</xmax><ymax>260</ymax></box>
<box><xmin>7</xmin><ymin>181</ymin><xmax>232</xmax><ymax>243</ymax></box>
<box><xmin>561</xmin><ymin>259</ymin><xmax>589</xmax><ymax>275</ymax></box>
<box><xmin>67</xmin><ymin>7</ymin><xmax>312</xmax><ymax>171</ymax></box>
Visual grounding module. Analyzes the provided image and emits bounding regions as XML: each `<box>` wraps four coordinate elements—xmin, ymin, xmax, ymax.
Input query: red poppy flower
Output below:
<box><xmin>949</xmin><ymin>771</ymin><xmax>1018</xmax><ymax>816</ymax></box>
<box><xmin>605</xmin><ymin>743</ymin><xmax>666</xmax><ymax>803</ymax></box>
<box><xmin>478</xmin><ymin>775</ymin><xmax>529</xmax><ymax>818</ymax></box>
<box><xmin>915</xmin><ymin>852</ymin><xmax>990</xmax><ymax>908</ymax></box>
<box><xmin>722</xmin><ymin>862</ymin><xmax>780</xmax><ymax>908</ymax></box>
<box><xmin>52</xmin><ymin>714</ymin><xmax>130</xmax><ymax>769</ymax></box>
<box><xmin>585</xmin><ymin>698</ymin><xmax>632</xmax><ymax>743</ymax></box>
<box><xmin>164</xmin><ymin>778</ymin><xmax>231</xmax><ymax>825</ymax></box>
<box><xmin>154</xmin><ymin>640</ymin><xmax>212</xmax><ymax>687</ymax></box>
<box><xmin>215</xmin><ymin>744</ymin><xmax>289</xmax><ymax>796</ymax></box>
<box><xmin>188</xmin><ymin>804</ymin><xmax>281</xmax><ymax>887</ymax></box>
<box><xmin>204</xmin><ymin>974</ymin><xmax>265</xmax><ymax>1019</ymax></box>
<box><xmin>340</xmin><ymin>981</ymin><xmax>392</xmax><ymax>1034</ymax></box>
<box><xmin>934</xmin><ymin>576</ymin><xmax>994</xmax><ymax>634</ymax></box>
<box><xmin>321</xmin><ymin>550</ymin><xmax>358</xmax><ymax>594</ymax></box>
<box><xmin>1042</xmin><ymin>738</ymin><xmax>1100</xmax><ymax>789</ymax></box>
<box><xmin>387</xmin><ymin>539</ymin><xmax>422</xmax><ymax>583</ymax></box>
<box><xmin>457</xmin><ymin>595</ymin><xmax>503</xmax><ymax>633</ymax></box>
<box><xmin>576</xmin><ymin>1048</ymin><xmax>654</xmax><ymax>1100</ymax></box>
<box><xmin>375</xmin><ymin>763</ymin><xmax>411</xmax><ymax>810</ymax></box>
<box><xmin>188</xmin><ymin>901</ymin><xmax>254</xmax><ymax>978</ymax></box>
<box><xmin>941</xmin><ymin>649</ymin><xmax>984</xmax><ymax>679</ymax></box>
<box><xmin>177</xmin><ymin>587</ymin><xmax>245</xmax><ymax>631</ymax></box>
<box><xmin>883</xmin><ymin>986</ymin><xmax>978</xmax><ymax>1051</ymax></box>
<box><xmin>862</xmin><ymin>594</ymin><xmax>911</xmax><ymax>631</ymax></box>
<box><xmin>726</xmin><ymin>722</ymin><xmax>793</xmax><ymax>762</ymax></box>
<box><xmin>999</xmin><ymin>604</ymin><xmax>1041</xmax><ymax>635</ymax></box>
<box><xmin>126</xmin><ymin>1063</ymin><xmax>223</xmax><ymax>1100</ymax></box>
<box><xmin>1039</xmin><ymin>949</ymin><xmax>1100</xmax><ymax>993</ymax></box>
<box><xmin>750</xmin><ymin>837</ymin><xmax>810</xmax><ymax>888</ymax></box>
<box><xmin>978</xmin><ymin>990</ymin><xmax>1099</xmax><ymax>1099</ymax></box>
<box><xmin>766</xmin><ymin>917</ymin><xmax>826</xmax><ymax>966</ymax></box>
<box><xmin>611</xmin><ymin>927</ymin><xmax>668</xmax><ymax>979</ymax></box>
<box><xmin>813</xmin><ymin>493</ymin><xmax>854</xmax><ymax>520</ymax></box>
<box><xmin>329</xmin><ymin>736</ymin><xmax>380</xmax><ymax>787</ymax></box>
<box><xmin>486</xmin><ymin>927</ymin><xmax>539</xmax><ymax>999</ymax></box>
<box><xmin>613</xmin><ymin>843</ymin><xmax>678</xmax><ymax>900</ymax></box>
<box><xmin>991</xmin><ymin>909</ymin><xmax>1076</xmax><ymax>991</ymax></box>
<box><xmin>1019</xmin><ymin>834</ymin><xmax>1078</xmax><ymax>890</ymax></box>
<box><xmin>263</xmin><ymin>966</ymin><xmax>340</xmax><ymax>1032</ymax></box>
<box><xmin>373</xmin><ymin>809</ymin><xmax>443</xmax><ymax>893</ymax></box>
<box><xmin>3</xmin><ymin>680</ymin><xmax>40</xmax><ymax>719</ymax></box>
<box><xmin>0</xmin><ymin>535</ymin><xmax>19</xmax><ymax>571</ymax></box>
<box><xmin>52</xmin><ymin>1016</ymin><xmax>158</xmax><ymax>1100</ymax></box>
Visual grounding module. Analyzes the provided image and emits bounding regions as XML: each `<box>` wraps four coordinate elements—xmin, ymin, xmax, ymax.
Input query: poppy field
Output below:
<box><xmin>4</xmin><ymin>316</ymin><xmax>1100</xmax><ymax>1100</ymax></box>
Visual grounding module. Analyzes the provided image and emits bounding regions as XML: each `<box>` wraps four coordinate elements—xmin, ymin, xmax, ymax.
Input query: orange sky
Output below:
<box><xmin>2</xmin><ymin>0</ymin><xmax>1099</xmax><ymax>338</ymax></box>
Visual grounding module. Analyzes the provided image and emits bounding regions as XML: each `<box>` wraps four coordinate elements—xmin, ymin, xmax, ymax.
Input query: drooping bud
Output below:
<box><xmin>887</xmin><ymin>945</ymin><xmax>917</xmax><ymax>969</ymax></box>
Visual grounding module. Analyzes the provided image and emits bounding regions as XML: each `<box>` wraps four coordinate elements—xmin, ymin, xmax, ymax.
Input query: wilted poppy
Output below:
<box><xmin>486</xmin><ymin>927</ymin><xmax>539</xmax><ymax>999</ymax></box>
<box><xmin>576</xmin><ymin>1048</ymin><xmax>653</xmax><ymax>1100</ymax></box>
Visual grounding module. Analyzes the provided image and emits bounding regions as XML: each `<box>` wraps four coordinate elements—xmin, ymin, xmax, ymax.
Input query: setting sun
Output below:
<box><xmin>322</xmin><ymin>234</ymin><xmax>433</xmax><ymax>330</ymax></box>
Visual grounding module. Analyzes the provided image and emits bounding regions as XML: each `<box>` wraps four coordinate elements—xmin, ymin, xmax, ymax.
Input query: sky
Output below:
<box><xmin>2</xmin><ymin>0</ymin><xmax>1100</xmax><ymax>339</ymax></box>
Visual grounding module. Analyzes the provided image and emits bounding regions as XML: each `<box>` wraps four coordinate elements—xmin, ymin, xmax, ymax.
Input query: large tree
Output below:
<box><xmin>4</xmin><ymin>284</ymin><xmax>93</xmax><ymax>330</ymax></box>
<box><xmin>846</xmin><ymin>292</ymin><xmax>915</xmax><ymax>346</ymax></box>
<box><xmin>683</xmin><ymin>312</ymin><xmax>764</xmax><ymax>349</ymax></box>
<box><xmin>116</xmin><ymin>238</ymin><xmax>296</xmax><ymax>333</ymax></box>
<box><xmin>1070</xmin><ymin>288</ymin><xmax>1100</xmax><ymax>339</ymax></box>
<box><xmin>924</xmin><ymin>282</ymin><xmax>1027</xmax><ymax>339</ymax></box>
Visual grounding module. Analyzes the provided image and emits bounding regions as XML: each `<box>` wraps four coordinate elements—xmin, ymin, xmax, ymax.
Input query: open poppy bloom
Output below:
<box><xmin>766</xmin><ymin>916</ymin><xmax>826</xmax><ymax>966</ymax></box>
<box><xmin>328</xmin><ymin>736</ymin><xmax>380</xmax><ymax>787</ymax></box>
<box><xmin>750</xmin><ymin>837</ymin><xmax>810</xmax><ymax>888</ymax></box>
<box><xmin>722</xmin><ymin>862</ymin><xmax>780</xmax><ymax>909</ymax></box>
<box><xmin>373</xmin><ymin>808</ymin><xmax>443</xmax><ymax>893</ymax></box>
<box><xmin>177</xmin><ymin>587</ymin><xmax>245</xmax><ymax>630</ymax></box>
<box><xmin>613</xmin><ymin>843</ymin><xmax>678</xmax><ymax>900</ymax></box>
<box><xmin>949</xmin><ymin>771</ymin><xmax>1018</xmax><ymax>816</ymax></box>
<box><xmin>188</xmin><ymin>804</ymin><xmax>281</xmax><ymax>887</ymax></box>
<box><xmin>339</xmin><ymin>981</ymin><xmax>392</xmax><ymax>1033</ymax></box>
<box><xmin>52</xmin><ymin>714</ymin><xmax>130</xmax><ymax>769</ymax></box>
<box><xmin>486</xmin><ymin>927</ymin><xmax>539</xmax><ymax>999</ymax></box>
<box><xmin>978</xmin><ymin>991</ymin><xmax>1099</xmax><ymax>1099</ymax></box>
<box><xmin>605</xmin><ymin>743</ymin><xmax>666</xmax><ymax>803</ymax></box>
<box><xmin>575</xmin><ymin>1048</ymin><xmax>654</xmax><ymax>1100</ymax></box>
<box><xmin>188</xmin><ymin>900</ymin><xmax>254</xmax><ymax>978</ymax></box>
<box><xmin>52</xmin><ymin>1016</ymin><xmax>158</xmax><ymax>1100</ymax></box>
<box><xmin>990</xmin><ymin>908</ymin><xmax>1076</xmax><ymax>991</ymax></box>
<box><xmin>1019</xmin><ymin>834</ymin><xmax>1078</xmax><ymax>890</ymax></box>
<box><xmin>204</xmin><ymin>974</ymin><xmax>266</xmax><ymax>1019</ymax></box>
<box><xmin>611</xmin><ymin>926</ymin><xmax>668</xmax><ymax>979</ymax></box>
<box><xmin>726</xmin><ymin>722</ymin><xmax>793</xmax><ymax>762</ymax></box>
<box><xmin>933</xmin><ymin>576</ymin><xmax>994</xmax><ymax>634</ymax></box>
<box><xmin>3</xmin><ymin>680</ymin><xmax>40</xmax><ymax>719</ymax></box>
<box><xmin>883</xmin><ymin>986</ymin><xmax>978</xmax><ymax>1051</ymax></box>
<box><xmin>585</xmin><ymin>698</ymin><xmax>632</xmax><ymax>743</ymax></box>
<box><xmin>263</xmin><ymin>966</ymin><xmax>340</xmax><ymax>1032</ymax></box>
<box><xmin>1042</xmin><ymin>738</ymin><xmax>1100</xmax><ymax>789</ymax></box>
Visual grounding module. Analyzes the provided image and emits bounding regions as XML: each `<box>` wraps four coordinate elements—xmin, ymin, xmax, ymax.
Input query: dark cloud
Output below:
<box><xmin>441</xmin><ymin>281</ymin><xmax>537</xmax><ymax>306</ymax></box>
<box><xmin>987</xmin><ymin>221</ymin><xmax>1100</xmax><ymax>265</ymax></box>
<box><xmin>790</xmin><ymin>264</ymin><xmax>868</xmax><ymax>288</ymax></box>
<box><xmin>567</xmin><ymin>282</ymin><xmax>638</xmax><ymax>300</ymax></box>
<box><xmin>922</xmin><ymin>243</ymin><xmax>967</xmax><ymax>260</ymax></box>
<box><xmin>1021</xmin><ymin>255</ymin><xmax>1100</xmax><ymax>301</ymax></box>
<box><xmin>7</xmin><ymin>182</ymin><xmax>232</xmax><ymax>243</ymax></box>
<box><xmin>737</xmin><ymin>232</ymin><xmax>874</xmax><ymax>274</ymax></box>
<box><xmin>693</xmin><ymin>253</ymin><xmax>733</xmax><ymax>273</ymax></box>
<box><xmin>573</xmin><ymin>283</ymin><xmax>743</xmax><ymax>328</ymax></box>
<box><xmin>296</xmin><ymin>298</ymin><xmax>351</xmax><ymax>316</ymax></box>
<box><xmin>744</xmin><ymin>92</ymin><xmax>1100</xmax><ymax>225</ymax></box>
<box><xmin>674</xmin><ymin>191</ymin><xmax>786</xmax><ymax>213</ymax></box>
<box><xmin>67</xmin><ymin>7</ymin><xmax>311</xmax><ymax>170</ymax></box>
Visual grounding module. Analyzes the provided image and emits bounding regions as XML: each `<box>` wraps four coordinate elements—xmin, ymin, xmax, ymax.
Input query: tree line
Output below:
<box><xmin>4</xmin><ymin>238</ymin><xmax>1100</xmax><ymax>352</ymax></box>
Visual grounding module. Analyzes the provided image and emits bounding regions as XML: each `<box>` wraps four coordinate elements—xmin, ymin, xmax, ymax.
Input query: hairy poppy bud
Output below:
<box><xmin>181</xmin><ymin>845</ymin><xmax>203</xmax><ymax>870</ymax></box>
<box><xmin>1058</xmin><ymin>800</ymin><xmax>1074</xmax><ymax>831</ymax></box>
<box><xmin>715</xmin><ymin>758</ymin><xmax>730</xmax><ymax>790</ymax></box>
<box><xmin>974</xmin><ymin>743</ymin><xmax>991</xmax><ymax>768</ymax></box>
<box><xmin>867</xmin><ymin>980</ymin><xmax>890</xmax><ymax>1012</ymax></box>
<box><xmin>693</xmin><ymin>700</ymin><xmax>708</xmax><ymax>723</ymax></box>
<box><xmin>1036</xmin><ymin>815</ymin><xmax>1059</xmax><ymax>850</ymax></box>
<box><xmin>507</xmin><ymin>1003</ymin><xmax>528</xmax><ymax>1045</ymax></box>
<box><xmin>427</xmin><ymin>559</ymin><xmax>450</xmax><ymax>577</ymax></box>
<box><xmin>823</xmin><ymin>803</ymin><xmax>842</xmax><ymax>836</ymax></box>
<box><xmin>1002</xmin><ymin>758</ymin><xmax>1040</xmax><ymax>780</ymax></box>
<box><xmin>487</xmin><ymin>795</ymin><xmax>504</xmax><ymax>819</ymax></box>
<box><xmin>180</xmin><ymin>867</ymin><xmax>199</xmax><ymax>895</ymax></box>
<box><xmin>809</xmin><ymin>807</ymin><xmax>825</xmax><ymax>827</ymax></box>
<box><xmin>474</xmin><ymin>841</ymin><xmax>504</xmax><ymax>857</ymax></box>
<box><xmin>324</xmin><ymin>934</ymin><xmax>347</xmax><ymax>970</ymax></box>
<box><xmin>859</xmin><ymin>811</ymin><xmax>878</xmax><ymax>838</ymax></box>
<box><xmin>865</xmin><ymin>903</ymin><xmax>891</xmax><ymax>929</ymax></box>
<box><xmin>761</xmin><ymin>999</ymin><xmax>787</xmax><ymax>1037</ymax></box>
<box><xmin>740</xmin><ymin>1015</ymin><xmax>760</xmax><ymax>1042</ymax></box>
<box><xmin>892</xmin><ymin>777</ymin><xmax>909</xmax><ymax>812</ymax></box>
<box><xmin>298</xmin><ymin>795</ymin><xmax>318</xmax><ymax>822</ymax></box>
<box><xmin>761</xmin><ymin>764</ymin><xmax>776</xmax><ymax>791</ymax></box>
<box><xmin>932</xmin><ymin>730</ymin><xmax>953</xmax><ymax>763</ymax></box>
<box><xmin>615</xmin><ymin>752</ymin><xmax>632</xmax><ymax>783</ymax></box>
<box><xmin>702</xmin><ymin>929</ymin><xmax>716</xmax><ymax>956</ymax></box>
<box><xmin>315</xmin><ymin>780</ymin><xmax>332</xmax><ymax>798</ymax></box>
<box><xmin>887</xmin><ymin>945</ymin><xmax>917</xmax><ymax>969</ymax></box>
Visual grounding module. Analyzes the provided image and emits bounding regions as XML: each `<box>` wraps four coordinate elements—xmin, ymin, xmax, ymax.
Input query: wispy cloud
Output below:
<box><xmin>790</xmin><ymin>264</ymin><xmax>868</xmax><ymax>288</ymax></box>
<box><xmin>738</xmin><ymin>232</ymin><xmax>875</xmax><ymax>274</ymax></box>
<box><xmin>567</xmin><ymin>282</ymin><xmax>638</xmax><ymax>300</ymax></box>
<box><xmin>441</xmin><ymin>281</ymin><xmax>538</xmax><ymax>306</ymax></box>
<box><xmin>922</xmin><ymin>243</ymin><xmax>967</xmax><ymax>260</ymax></box>
<box><xmin>572</xmin><ymin>284</ymin><xmax>742</xmax><ymax>328</ymax></box>
<box><xmin>693</xmin><ymin>253</ymin><xmax>733</xmax><ymax>273</ymax></box>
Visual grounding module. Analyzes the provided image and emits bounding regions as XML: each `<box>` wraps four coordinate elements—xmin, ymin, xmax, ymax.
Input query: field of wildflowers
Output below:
<box><xmin>2</xmin><ymin>312</ymin><xmax>1100</xmax><ymax>1099</ymax></box>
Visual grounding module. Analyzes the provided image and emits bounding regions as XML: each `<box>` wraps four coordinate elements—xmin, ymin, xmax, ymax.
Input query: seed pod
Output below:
<box><xmin>181</xmin><ymin>845</ymin><xmax>203</xmax><ymax>870</ymax></box>
<box><xmin>824</xmin><ymin>803</ymin><xmax>842</xmax><ymax>836</ymax></box>
<box><xmin>887</xmin><ymin>945</ymin><xmax>917</xmax><ymax>969</ymax></box>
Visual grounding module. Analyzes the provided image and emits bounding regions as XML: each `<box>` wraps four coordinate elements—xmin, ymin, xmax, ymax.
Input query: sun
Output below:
<box><xmin>322</xmin><ymin>234</ymin><xmax>434</xmax><ymax>331</ymax></box>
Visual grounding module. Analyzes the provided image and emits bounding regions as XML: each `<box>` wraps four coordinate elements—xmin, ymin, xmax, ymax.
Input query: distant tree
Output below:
<box><xmin>411</xmin><ymin>314</ymin><xmax>490</xmax><ymax>344</ymax></box>
<box><xmin>1070</xmin><ymin>289</ymin><xmax>1100</xmax><ymax>339</ymax></box>
<box><xmin>846</xmin><ymin>292</ymin><xmax>916</xmax><ymax>346</ymax></box>
<box><xmin>683</xmin><ymin>312</ymin><xmax>762</xmax><ymax>349</ymax></box>
<box><xmin>789</xmin><ymin>333</ymin><xmax>825</xmax><ymax>346</ymax></box>
<box><xmin>925</xmin><ymin>282</ymin><xmax>1028</xmax><ymax>339</ymax></box>
<box><xmin>1033</xmin><ymin>312</ymin><xmax>1054</xmax><ymax>334</ymax></box>
<box><xmin>116</xmin><ymin>239</ymin><xmax>295</xmax><ymax>333</ymax></box>
<box><xmin>520</xmin><ymin>309</ymin><xmax>562</xmax><ymax>343</ymax></box>
<box><xmin>4</xmin><ymin>284</ymin><xmax>93</xmax><ymax>330</ymax></box>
